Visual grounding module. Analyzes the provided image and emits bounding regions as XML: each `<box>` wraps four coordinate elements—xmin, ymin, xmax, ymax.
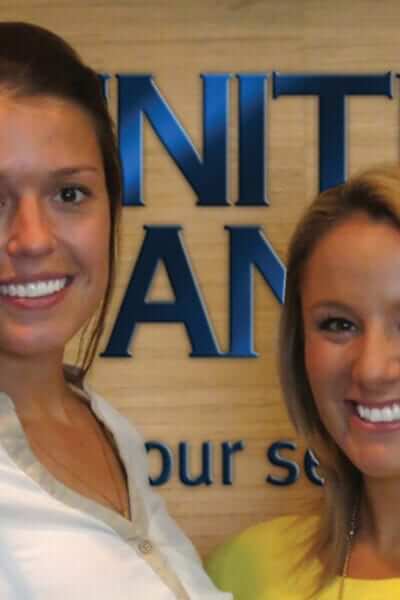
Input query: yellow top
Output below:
<box><xmin>205</xmin><ymin>515</ymin><xmax>400</xmax><ymax>599</ymax></box>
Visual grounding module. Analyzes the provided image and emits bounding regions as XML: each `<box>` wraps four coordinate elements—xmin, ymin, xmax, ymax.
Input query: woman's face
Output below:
<box><xmin>301</xmin><ymin>212</ymin><xmax>400</xmax><ymax>479</ymax></box>
<box><xmin>0</xmin><ymin>94</ymin><xmax>110</xmax><ymax>359</ymax></box>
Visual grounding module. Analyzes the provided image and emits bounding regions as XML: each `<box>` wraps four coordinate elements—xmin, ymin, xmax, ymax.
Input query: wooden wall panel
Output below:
<box><xmin>0</xmin><ymin>0</ymin><xmax>399</xmax><ymax>556</ymax></box>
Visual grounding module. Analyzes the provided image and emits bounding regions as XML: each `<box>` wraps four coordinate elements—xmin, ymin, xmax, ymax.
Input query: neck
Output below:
<box><xmin>0</xmin><ymin>350</ymin><xmax>76</xmax><ymax>425</ymax></box>
<box><xmin>360</xmin><ymin>476</ymin><xmax>400</xmax><ymax>555</ymax></box>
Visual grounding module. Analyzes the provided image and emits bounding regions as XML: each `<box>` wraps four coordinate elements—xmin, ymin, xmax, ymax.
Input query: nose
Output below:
<box><xmin>351</xmin><ymin>325</ymin><xmax>400</xmax><ymax>390</ymax></box>
<box><xmin>6</xmin><ymin>196</ymin><xmax>55</xmax><ymax>257</ymax></box>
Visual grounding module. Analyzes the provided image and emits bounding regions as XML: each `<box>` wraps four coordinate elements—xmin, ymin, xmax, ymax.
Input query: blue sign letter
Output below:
<box><xmin>273</xmin><ymin>72</ymin><xmax>392</xmax><ymax>190</ymax></box>
<box><xmin>146</xmin><ymin>441</ymin><xmax>173</xmax><ymax>486</ymax></box>
<box><xmin>266</xmin><ymin>441</ymin><xmax>299</xmax><ymax>486</ymax></box>
<box><xmin>179</xmin><ymin>441</ymin><xmax>213</xmax><ymax>486</ymax></box>
<box><xmin>227</xmin><ymin>226</ymin><xmax>285</xmax><ymax>357</ymax></box>
<box><xmin>237</xmin><ymin>74</ymin><xmax>268</xmax><ymax>206</ymax></box>
<box><xmin>118</xmin><ymin>74</ymin><xmax>230</xmax><ymax>206</ymax></box>
<box><xmin>103</xmin><ymin>226</ymin><xmax>222</xmax><ymax>357</ymax></box>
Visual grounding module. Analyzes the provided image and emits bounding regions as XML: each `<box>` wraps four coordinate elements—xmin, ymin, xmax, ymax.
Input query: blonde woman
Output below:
<box><xmin>207</xmin><ymin>165</ymin><xmax>400</xmax><ymax>598</ymax></box>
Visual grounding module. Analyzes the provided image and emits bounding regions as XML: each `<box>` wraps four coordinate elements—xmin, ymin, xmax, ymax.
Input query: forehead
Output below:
<box><xmin>0</xmin><ymin>93</ymin><xmax>102</xmax><ymax>174</ymax></box>
<box><xmin>301</xmin><ymin>213</ymin><xmax>400</xmax><ymax>309</ymax></box>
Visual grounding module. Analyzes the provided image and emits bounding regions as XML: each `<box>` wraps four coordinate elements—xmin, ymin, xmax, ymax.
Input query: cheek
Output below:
<box><xmin>304</xmin><ymin>334</ymin><xmax>326</xmax><ymax>390</ymax></box>
<box><xmin>90</xmin><ymin>238</ymin><xmax>110</xmax><ymax>291</ymax></box>
<box><xmin>303</xmin><ymin>342</ymin><xmax>335</xmax><ymax>442</ymax></box>
<box><xmin>304</xmin><ymin>336</ymin><xmax>351</xmax><ymax>426</ymax></box>
<box><xmin>304</xmin><ymin>335</ymin><xmax>339</xmax><ymax>414</ymax></box>
<box><xmin>74</xmin><ymin>216</ymin><xmax>110</xmax><ymax>294</ymax></box>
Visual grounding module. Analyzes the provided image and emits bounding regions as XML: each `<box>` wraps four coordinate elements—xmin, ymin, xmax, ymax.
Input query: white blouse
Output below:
<box><xmin>0</xmin><ymin>387</ymin><xmax>231</xmax><ymax>599</ymax></box>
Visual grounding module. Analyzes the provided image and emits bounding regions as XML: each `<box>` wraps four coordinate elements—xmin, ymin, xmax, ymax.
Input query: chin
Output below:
<box><xmin>352</xmin><ymin>452</ymin><xmax>400</xmax><ymax>481</ymax></box>
<box><xmin>1</xmin><ymin>340</ymin><xmax>64</xmax><ymax>360</ymax></box>
<box><xmin>0</xmin><ymin>326</ymin><xmax>76</xmax><ymax>360</ymax></box>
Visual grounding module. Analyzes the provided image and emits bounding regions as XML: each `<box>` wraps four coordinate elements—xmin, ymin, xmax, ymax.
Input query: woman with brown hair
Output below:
<box><xmin>207</xmin><ymin>165</ymin><xmax>400</xmax><ymax>598</ymax></box>
<box><xmin>0</xmin><ymin>21</ymin><xmax>230</xmax><ymax>599</ymax></box>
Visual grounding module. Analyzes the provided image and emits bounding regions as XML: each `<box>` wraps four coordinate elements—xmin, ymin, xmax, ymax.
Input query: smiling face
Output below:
<box><xmin>302</xmin><ymin>212</ymin><xmax>400</xmax><ymax>479</ymax></box>
<box><xmin>0</xmin><ymin>94</ymin><xmax>110</xmax><ymax>360</ymax></box>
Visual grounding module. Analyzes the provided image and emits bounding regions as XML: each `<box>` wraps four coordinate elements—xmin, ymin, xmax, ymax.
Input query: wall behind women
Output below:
<box><xmin>2</xmin><ymin>0</ymin><xmax>399</xmax><ymax>555</ymax></box>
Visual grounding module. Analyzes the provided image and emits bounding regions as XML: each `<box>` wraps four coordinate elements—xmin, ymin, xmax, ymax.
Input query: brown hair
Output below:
<box><xmin>0</xmin><ymin>22</ymin><xmax>122</xmax><ymax>383</ymax></box>
<box><xmin>279</xmin><ymin>164</ymin><xmax>400</xmax><ymax>594</ymax></box>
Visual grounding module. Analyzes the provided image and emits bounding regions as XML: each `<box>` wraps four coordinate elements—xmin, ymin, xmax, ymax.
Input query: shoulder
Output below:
<box><xmin>206</xmin><ymin>515</ymin><xmax>319</xmax><ymax>600</ymax></box>
<box><xmin>208</xmin><ymin>514</ymin><xmax>317</xmax><ymax>562</ymax></box>
<box><xmin>82</xmin><ymin>386</ymin><xmax>152</xmax><ymax>488</ymax></box>
<box><xmin>83</xmin><ymin>385</ymin><xmax>144</xmax><ymax>441</ymax></box>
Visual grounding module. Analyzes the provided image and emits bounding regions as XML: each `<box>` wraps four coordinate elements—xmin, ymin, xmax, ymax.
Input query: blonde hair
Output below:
<box><xmin>279</xmin><ymin>164</ymin><xmax>400</xmax><ymax>593</ymax></box>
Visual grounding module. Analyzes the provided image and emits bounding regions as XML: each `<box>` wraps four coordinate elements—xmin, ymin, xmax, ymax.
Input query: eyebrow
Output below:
<box><xmin>0</xmin><ymin>165</ymin><xmax>100</xmax><ymax>181</ymax></box>
<box><xmin>307</xmin><ymin>301</ymin><xmax>354</xmax><ymax>312</ymax></box>
<box><xmin>48</xmin><ymin>166</ymin><xmax>100</xmax><ymax>177</ymax></box>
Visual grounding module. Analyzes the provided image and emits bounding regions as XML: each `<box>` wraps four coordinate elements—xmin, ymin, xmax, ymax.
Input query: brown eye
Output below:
<box><xmin>0</xmin><ymin>191</ymin><xmax>10</xmax><ymax>209</ymax></box>
<box><xmin>319</xmin><ymin>318</ymin><xmax>356</xmax><ymax>333</ymax></box>
<box><xmin>55</xmin><ymin>186</ymin><xmax>88</xmax><ymax>204</ymax></box>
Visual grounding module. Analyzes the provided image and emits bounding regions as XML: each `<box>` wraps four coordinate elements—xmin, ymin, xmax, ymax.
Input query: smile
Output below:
<box><xmin>356</xmin><ymin>403</ymin><xmax>400</xmax><ymax>423</ymax></box>
<box><xmin>0</xmin><ymin>278</ymin><xmax>68</xmax><ymax>299</ymax></box>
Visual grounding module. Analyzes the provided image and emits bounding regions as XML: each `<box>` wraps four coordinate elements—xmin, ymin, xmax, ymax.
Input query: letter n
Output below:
<box><xmin>117</xmin><ymin>74</ymin><xmax>230</xmax><ymax>206</ymax></box>
<box><xmin>226</xmin><ymin>226</ymin><xmax>285</xmax><ymax>357</ymax></box>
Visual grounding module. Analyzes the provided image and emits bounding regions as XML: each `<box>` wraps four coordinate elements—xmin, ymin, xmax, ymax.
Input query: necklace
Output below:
<box><xmin>338</xmin><ymin>500</ymin><xmax>359</xmax><ymax>600</ymax></box>
<box><xmin>29</xmin><ymin>414</ymin><xmax>130</xmax><ymax>519</ymax></box>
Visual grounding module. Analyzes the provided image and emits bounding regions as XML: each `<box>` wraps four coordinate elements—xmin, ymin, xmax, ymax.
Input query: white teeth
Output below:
<box><xmin>370</xmin><ymin>408</ymin><xmax>381</xmax><ymax>423</ymax></box>
<box><xmin>356</xmin><ymin>403</ymin><xmax>400</xmax><ymax>423</ymax></box>
<box><xmin>0</xmin><ymin>278</ymin><xmax>67</xmax><ymax>299</ymax></box>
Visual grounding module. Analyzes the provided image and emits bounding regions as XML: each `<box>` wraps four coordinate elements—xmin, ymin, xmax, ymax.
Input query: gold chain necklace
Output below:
<box><xmin>338</xmin><ymin>501</ymin><xmax>359</xmax><ymax>600</ymax></box>
<box><xmin>29</xmin><ymin>417</ymin><xmax>130</xmax><ymax>519</ymax></box>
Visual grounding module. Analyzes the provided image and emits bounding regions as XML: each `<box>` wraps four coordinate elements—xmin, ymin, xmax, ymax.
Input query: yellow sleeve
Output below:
<box><xmin>205</xmin><ymin>534</ymin><xmax>263</xmax><ymax>600</ymax></box>
<box><xmin>205</xmin><ymin>542</ymin><xmax>233</xmax><ymax>595</ymax></box>
<box><xmin>205</xmin><ymin>516</ymin><xmax>317</xmax><ymax>600</ymax></box>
